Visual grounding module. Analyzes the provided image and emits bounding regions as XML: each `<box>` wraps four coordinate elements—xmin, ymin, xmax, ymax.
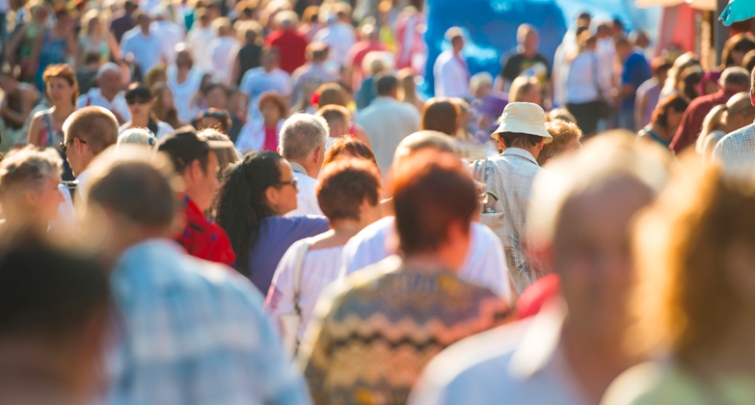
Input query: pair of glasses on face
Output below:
<box><xmin>60</xmin><ymin>137</ymin><xmax>86</xmax><ymax>153</ymax></box>
<box><xmin>276</xmin><ymin>177</ymin><xmax>298</xmax><ymax>190</ymax></box>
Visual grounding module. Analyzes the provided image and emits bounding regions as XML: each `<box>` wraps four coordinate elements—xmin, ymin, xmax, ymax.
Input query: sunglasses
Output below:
<box><xmin>200</xmin><ymin>109</ymin><xmax>229</xmax><ymax>120</ymax></box>
<box><xmin>126</xmin><ymin>95</ymin><xmax>153</xmax><ymax>105</ymax></box>
<box><xmin>60</xmin><ymin>137</ymin><xmax>86</xmax><ymax>153</ymax></box>
<box><xmin>125</xmin><ymin>87</ymin><xmax>153</xmax><ymax>105</ymax></box>
<box><xmin>276</xmin><ymin>178</ymin><xmax>298</xmax><ymax>190</ymax></box>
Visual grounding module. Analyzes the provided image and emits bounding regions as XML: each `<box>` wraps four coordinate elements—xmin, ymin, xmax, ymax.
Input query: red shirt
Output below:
<box><xmin>177</xmin><ymin>197</ymin><xmax>236</xmax><ymax>267</ymax></box>
<box><xmin>669</xmin><ymin>89</ymin><xmax>737</xmax><ymax>153</ymax></box>
<box><xmin>263</xmin><ymin>126</ymin><xmax>278</xmax><ymax>151</ymax></box>
<box><xmin>516</xmin><ymin>274</ymin><xmax>561</xmax><ymax>320</ymax></box>
<box><xmin>265</xmin><ymin>29</ymin><xmax>308</xmax><ymax>74</ymax></box>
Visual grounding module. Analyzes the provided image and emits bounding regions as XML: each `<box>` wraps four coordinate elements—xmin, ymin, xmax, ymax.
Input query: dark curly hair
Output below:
<box><xmin>213</xmin><ymin>151</ymin><xmax>282</xmax><ymax>276</ymax></box>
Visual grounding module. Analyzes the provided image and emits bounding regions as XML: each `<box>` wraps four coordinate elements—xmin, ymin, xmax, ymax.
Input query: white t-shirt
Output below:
<box><xmin>433</xmin><ymin>50</ymin><xmax>470</xmax><ymax>98</ymax></box>
<box><xmin>167</xmin><ymin>67</ymin><xmax>203</xmax><ymax>123</ymax></box>
<box><xmin>313</xmin><ymin>22</ymin><xmax>356</xmax><ymax>67</ymax></box>
<box><xmin>285</xmin><ymin>171</ymin><xmax>324</xmax><ymax>218</ymax></box>
<box><xmin>266</xmin><ymin>241</ymin><xmax>344</xmax><ymax>340</ymax></box>
<box><xmin>186</xmin><ymin>26</ymin><xmax>217</xmax><ymax>72</ymax></box>
<box><xmin>76</xmin><ymin>88</ymin><xmax>131</xmax><ymax>122</ymax></box>
<box><xmin>209</xmin><ymin>36</ymin><xmax>240</xmax><ymax>85</ymax></box>
<box><xmin>151</xmin><ymin>20</ymin><xmax>185</xmax><ymax>67</ymax></box>
<box><xmin>564</xmin><ymin>51</ymin><xmax>600</xmax><ymax>104</ymax></box>
<box><xmin>120</xmin><ymin>30</ymin><xmax>168</xmax><ymax>74</ymax></box>
<box><xmin>339</xmin><ymin>216</ymin><xmax>512</xmax><ymax>301</ymax></box>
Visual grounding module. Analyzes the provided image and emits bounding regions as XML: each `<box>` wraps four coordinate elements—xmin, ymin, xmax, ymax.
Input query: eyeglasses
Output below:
<box><xmin>60</xmin><ymin>138</ymin><xmax>86</xmax><ymax>153</ymax></box>
<box><xmin>276</xmin><ymin>178</ymin><xmax>298</xmax><ymax>190</ymax></box>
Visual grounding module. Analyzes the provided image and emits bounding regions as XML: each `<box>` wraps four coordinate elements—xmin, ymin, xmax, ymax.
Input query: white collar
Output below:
<box><xmin>509</xmin><ymin>299</ymin><xmax>566</xmax><ymax>378</ymax></box>
<box><xmin>502</xmin><ymin>148</ymin><xmax>539</xmax><ymax>165</ymax></box>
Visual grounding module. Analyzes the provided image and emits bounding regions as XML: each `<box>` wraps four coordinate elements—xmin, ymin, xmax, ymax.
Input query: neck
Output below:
<box><xmin>403</xmin><ymin>252</ymin><xmax>455</xmax><ymax>273</ymax></box>
<box><xmin>141</xmin><ymin>28</ymin><xmax>149</xmax><ymax>36</ymax></box>
<box><xmin>0</xmin><ymin>341</ymin><xmax>82</xmax><ymax>404</ymax></box>
<box><xmin>687</xmin><ymin>314</ymin><xmax>755</xmax><ymax>377</ymax></box>
<box><xmin>649</xmin><ymin>124</ymin><xmax>671</xmax><ymax>141</ymax></box>
<box><xmin>103</xmin><ymin>226</ymin><xmax>168</xmax><ymax>268</ymax></box>
<box><xmin>289</xmin><ymin>160</ymin><xmax>315</xmax><ymax>178</ymax></box>
<box><xmin>264</xmin><ymin>118</ymin><xmax>278</xmax><ymax>128</ymax></box>
<box><xmin>561</xmin><ymin>316</ymin><xmax>634</xmax><ymax>403</ymax></box>
<box><xmin>100</xmin><ymin>88</ymin><xmax>118</xmax><ymax>101</ymax></box>
<box><xmin>52</xmin><ymin>103</ymin><xmax>75</xmax><ymax>118</ymax></box>
<box><xmin>131</xmin><ymin>114</ymin><xmax>149</xmax><ymax>128</ymax></box>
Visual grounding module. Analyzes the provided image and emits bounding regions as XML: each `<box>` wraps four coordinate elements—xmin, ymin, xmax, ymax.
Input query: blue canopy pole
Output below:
<box><xmin>721</xmin><ymin>0</ymin><xmax>755</xmax><ymax>26</ymax></box>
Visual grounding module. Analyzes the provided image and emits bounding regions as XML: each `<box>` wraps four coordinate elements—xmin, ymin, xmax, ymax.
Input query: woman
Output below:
<box><xmin>638</xmin><ymin>95</ymin><xmax>689</xmax><ymax>149</ymax></box>
<box><xmin>508</xmin><ymin>75</ymin><xmax>543</xmax><ymax>106</ymax></box>
<box><xmin>214</xmin><ymin>151</ymin><xmax>330</xmax><ymax>293</ymax></box>
<box><xmin>119</xmin><ymin>83</ymin><xmax>174</xmax><ymax>140</ymax></box>
<box><xmin>235</xmin><ymin>91</ymin><xmax>287</xmax><ymax>154</ymax></box>
<box><xmin>0</xmin><ymin>146</ymin><xmax>65</xmax><ymax>231</ymax></box>
<box><xmin>150</xmin><ymin>82</ymin><xmax>182</xmax><ymax>129</ymax></box>
<box><xmin>145</xmin><ymin>65</ymin><xmax>168</xmax><ymax>90</ymax></box>
<box><xmin>698</xmin><ymin>93</ymin><xmax>755</xmax><ymax>159</ymax></box>
<box><xmin>265</xmin><ymin>159</ymin><xmax>382</xmax><ymax>351</ymax></box>
<box><xmin>660</xmin><ymin>53</ymin><xmax>701</xmax><ymax>101</ymax></box>
<box><xmin>6</xmin><ymin>3</ymin><xmax>50</xmax><ymax>83</ymax></box>
<box><xmin>198</xmin><ymin>129</ymin><xmax>239</xmax><ymax>180</ymax></box>
<box><xmin>27</xmin><ymin>64</ymin><xmax>78</xmax><ymax>180</ymax></box>
<box><xmin>564</xmin><ymin>32</ymin><xmax>603</xmax><ymax>136</ymax></box>
<box><xmin>313</xmin><ymin>83</ymin><xmax>371</xmax><ymax>146</ymax></box>
<box><xmin>678</xmin><ymin>65</ymin><xmax>703</xmax><ymax>102</ymax></box>
<box><xmin>421</xmin><ymin>98</ymin><xmax>460</xmax><ymax>136</ymax></box>
<box><xmin>195</xmin><ymin>108</ymin><xmax>232</xmax><ymax>134</ymax></box>
<box><xmin>398</xmin><ymin>68</ymin><xmax>425</xmax><ymax>111</ymax></box>
<box><xmin>721</xmin><ymin>33</ymin><xmax>755</xmax><ymax>69</ymax></box>
<box><xmin>78</xmin><ymin>10</ymin><xmax>120</xmax><ymax>66</ymax></box>
<box><xmin>33</xmin><ymin>6</ymin><xmax>77</xmax><ymax>90</ymax></box>
<box><xmin>167</xmin><ymin>49</ymin><xmax>203</xmax><ymax>124</ymax></box>
<box><xmin>603</xmin><ymin>162</ymin><xmax>755</xmax><ymax>405</ymax></box>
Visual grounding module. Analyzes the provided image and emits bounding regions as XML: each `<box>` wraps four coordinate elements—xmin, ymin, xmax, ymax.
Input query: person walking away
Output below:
<box><xmin>433</xmin><ymin>27</ymin><xmax>470</xmax><ymax>98</ymax></box>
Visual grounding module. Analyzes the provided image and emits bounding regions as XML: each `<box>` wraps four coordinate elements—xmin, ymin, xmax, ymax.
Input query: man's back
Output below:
<box><xmin>357</xmin><ymin>97</ymin><xmax>420</xmax><ymax>174</ymax></box>
<box><xmin>670</xmin><ymin>89</ymin><xmax>733</xmax><ymax>153</ymax></box>
<box><xmin>108</xmin><ymin>238</ymin><xmax>310</xmax><ymax>405</ymax></box>
<box><xmin>713</xmin><ymin>121</ymin><xmax>755</xmax><ymax>177</ymax></box>
<box><xmin>267</xmin><ymin>30</ymin><xmax>308</xmax><ymax>74</ymax></box>
<box><xmin>300</xmin><ymin>258</ymin><xmax>510</xmax><ymax>405</ymax></box>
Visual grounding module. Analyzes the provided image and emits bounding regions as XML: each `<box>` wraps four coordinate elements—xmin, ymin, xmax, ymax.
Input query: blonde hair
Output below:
<box><xmin>538</xmin><ymin>119</ymin><xmax>583</xmax><ymax>166</ymax></box>
<box><xmin>117</xmin><ymin>128</ymin><xmax>157</xmax><ymax>148</ymax></box>
<box><xmin>695</xmin><ymin>105</ymin><xmax>728</xmax><ymax>155</ymax></box>
<box><xmin>628</xmin><ymin>159</ymin><xmax>755</xmax><ymax>362</ymax></box>
<box><xmin>508</xmin><ymin>76</ymin><xmax>540</xmax><ymax>103</ymax></box>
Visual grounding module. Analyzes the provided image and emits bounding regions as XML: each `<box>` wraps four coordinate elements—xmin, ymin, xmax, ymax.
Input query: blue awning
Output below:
<box><xmin>721</xmin><ymin>0</ymin><xmax>755</xmax><ymax>25</ymax></box>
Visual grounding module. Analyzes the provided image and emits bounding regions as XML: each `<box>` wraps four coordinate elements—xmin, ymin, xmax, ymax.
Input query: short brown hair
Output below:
<box><xmin>324</xmin><ymin>137</ymin><xmax>377</xmax><ymax>167</ymax></box>
<box><xmin>316</xmin><ymin>159</ymin><xmax>381</xmax><ymax>222</ymax></box>
<box><xmin>317</xmin><ymin>104</ymin><xmax>350</xmax><ymax>132</ymax></box>
<box><xmin>43</xmin><ymin>64</ymin><xmax>79</xmax><ymax>104</ymax></box>
<box><xmin>538</xmin><ymin>120</ymin><xmax>583</xmax><ymax>165</ymax></box>
<box><xmin>64</xmin><ymin>106</ymin><xmax>119</xmax><ymax>155</ymax></box>
<box><xmin>421</xmin><ymin>98</ymin><xmax>459</xmax><ymax>136</ymax></box>
<box><xmin>392</xmin><ymin>153</ymin><xmax>478</xmax><ymax>255</ymax></box>
<box><xmin>314</xmin><ymin>83</ymin><xmax>347</xmax><ymax>108</ymax></box>
<box><xmin>258</xmin><ymin>91</ymin><xmax>288</xmax><ymax>119</ymax></box>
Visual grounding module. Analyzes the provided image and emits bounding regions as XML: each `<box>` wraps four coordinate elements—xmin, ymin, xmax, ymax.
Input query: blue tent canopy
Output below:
<box><xmin>721</xmin><ymin>0</ymin><xmax>755</xmax><ymax>25</ymax></box>
<box><xmin>423</xmin><ymin>0</ymin><xmax>661</xmax><ymax>96</ymax></box>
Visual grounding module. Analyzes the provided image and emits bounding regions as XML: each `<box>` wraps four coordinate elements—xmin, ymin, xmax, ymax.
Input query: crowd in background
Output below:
<box><xmin>2</xmin><ymin>0</ymin><xmax>755</xmax><ymax>404</ymax></box>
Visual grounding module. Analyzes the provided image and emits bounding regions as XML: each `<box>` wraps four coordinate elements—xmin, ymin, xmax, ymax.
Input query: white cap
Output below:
<box><xmin>492</xmin><ymin>102</ymin><xmax>552</xmax><ymax>143</ymax></box>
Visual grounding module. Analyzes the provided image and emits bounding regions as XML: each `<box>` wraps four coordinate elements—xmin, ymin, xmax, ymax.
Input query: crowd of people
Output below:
<box><xmin>2</xmin><ymin>0</ymin><xmax>755</xmax><ymax>404</ymax></box>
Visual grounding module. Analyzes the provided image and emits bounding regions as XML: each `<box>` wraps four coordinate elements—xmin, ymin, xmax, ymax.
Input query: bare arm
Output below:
<box><xmin>231</xmin><ymin>51</ymin><xmax>241</xmax><ymax>85</ymax></box>
<box><xmin>27</xmin><ymin>113</ymin><xmax>43</xmax><ymax>147</ymax></box>
<box><xmin>635</xmin><ymin>91</ymin><xmax>648</xmax><ymax>131</ymax></box>
<box><xmin>353</xmin><ymin>124</ymin><xmax>372</xmax><ymax>148</ymax></box>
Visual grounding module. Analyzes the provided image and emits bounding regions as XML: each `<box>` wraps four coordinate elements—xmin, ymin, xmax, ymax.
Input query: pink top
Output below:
<box><xmin>263</xmin><ymin>127</ymin><xmax>278</xmax><ymax>151</ymax></box>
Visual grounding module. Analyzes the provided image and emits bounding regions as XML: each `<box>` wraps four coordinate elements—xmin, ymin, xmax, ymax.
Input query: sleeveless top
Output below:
<box><xmin>40</xmin><ymin>110</ymin><xmax>65</xmax><ymax>149</ymax></box>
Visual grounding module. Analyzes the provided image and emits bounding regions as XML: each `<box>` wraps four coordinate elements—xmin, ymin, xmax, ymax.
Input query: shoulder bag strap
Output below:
<box><xmin>291</xmin><ymin>238</ymin><xmax>313</xmax><ymax>353</ymax></box>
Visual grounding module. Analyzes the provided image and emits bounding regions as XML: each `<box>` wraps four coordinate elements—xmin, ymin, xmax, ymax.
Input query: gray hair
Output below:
<box><xmin>97</xmin><ymin>62</ymin><xmax>121</xmax><ymax>79</ymax></box>
<box><xmin>117</xmin><ymin>128</ymin><xmax>157</xmax><ymax>148</ymax></box>
<box><xmin>279</xmin><ymin>113</ymin><xmax>329</xmax><ymax>161</ymax></box>
<box><xmin>720</xmin><ymin>66</ymin><xmax>751</xmax><ymax>89</ymax></box>
<box><xmin>393</xmin><ymin>130</ymin><xmax>457</xmax><ymax>169</ymax></box>
<box><xmin>0</xmin><ymin>146</ymin><xmax>62</xmax><ymax>198</ymax></box>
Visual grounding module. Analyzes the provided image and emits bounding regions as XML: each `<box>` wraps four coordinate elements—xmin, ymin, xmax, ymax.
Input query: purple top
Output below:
<box><xmin>248</xmin><ymin>215</ymin><xmax>330</xmax><ymax>294</ymax></box>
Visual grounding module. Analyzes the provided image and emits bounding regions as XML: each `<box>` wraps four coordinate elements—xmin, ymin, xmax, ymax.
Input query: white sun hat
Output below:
<box><xmin>492</xmin><ymin>102</ymin><xmax>553</xmax><ymax>144</ymax></box>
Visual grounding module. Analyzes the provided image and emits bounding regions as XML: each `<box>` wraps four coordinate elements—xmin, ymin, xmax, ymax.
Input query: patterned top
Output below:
<box><xmin>298</xmin><ymin>257</ymin><xmax>511</xmax><ymax>405</ymax></box>
<box><xmin>106</xmin><ymin>239</ymin><xmax>312</xmax><ymax>405</ymax></box>
<box><xmin>712</xmin><ymin>122</ymin><xmax>755</xmax><ymax>178</ymax></box>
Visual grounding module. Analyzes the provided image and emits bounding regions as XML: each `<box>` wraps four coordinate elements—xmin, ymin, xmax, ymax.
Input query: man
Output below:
<box><xmin>316</xmin><ymin>104</ymin><xmax>352</xmax><ymax>150</ymax></box>
<box><xmin>76</xmin><ymin>63</ymin><xmax>131</xmax><ymax>124</ymax></box>
<box><xmin>671</xmin><ymin>66</ymin><xmax>751</xmax><ymax>153</ymax></box>
<box><xmin>312</xmin><ymin>3</ymin><xmax>356</xmax><ymax>68</ymax></box>
<box><xmin>433</xmin><ymin>27</ymin><xmax>470</xmax><ymax>98</ymax></box>
<box><xmin>158</xmin><ymin>126</ymin><xmax>236</xmax><ymax>266</ymax></box>
<box><xmin>475</xmin><ymin>102</ymin><xmax>552</xmax><ymax>293</ymax></box>
<box><xmin>713</xmin><ymin>67</ymin><xmax>755</xmax><ymax>176</ymax></box>
<box><xmin>347</xmin><ymin>24</ymin><xmax>386</xmax><ymax>90</ymax></box>
<box><xmin>356</xmin><ymin>73</ymin><xmax>421</xmax><ymax>174</ymax></box>
<box><xmin>408</xmin><ymin>135</ymin><xmax>670</xmax><ymax>405</ymax></box>
<box><xmin>81</xmin><ymin>149</ymin><xmax>312</xmax><ymax>405</ymax></box>
<box><xmin>110</xmin><ymin>0</ymin><xmax>138</xmax><ymax>43</ymax></box>
<box><xmin>635</xmin><ymin>59</ymin><xmax>672</xmax><ymax>130</ymax></box>
<box><xmin>240</xmin><ymin>47</ymin><xmax>292</xmax><ymax>123</ymax></box>
<box><xmin>0</xmin><ymin>235</ymin><xmax>111</xmax><ymax>405</ymax></box>
<box><xmin>291</xmin><ymin>42</ymin><xmax>340</xmax><ymax>108</ymax></box>
<box><xmin>499</xmin><ymin>25</ymin><xmax>551</xmax><ymax>100</ymax></box>
<box><xmin>265</xmin><ymin>11</ymin><xmax>308</xmax><ymax>74</ymax></box>
<box><xmin>120</xmin><ymin>11</ymin><xmax>169</xmax><ymax>75</ymax></box>
<box><xmin>62</xmin><ymin>106</ymin><xmax>119</xmax><ymax>195</ymax></box>
<box><xmin>151</xmin><ymin>7</ymin><xmax>184</xmax><ymax>68</ymax></box>
<box><xmin>613</xmin><ymin>38</ymin><xmax>651</xmax><ymax>132</ymax></box>
<box><xmin>279</xmin><ymin>113</ymin><xmax>328</xmax><ymax>217</ymax></box>
<box><xmin>208</xmin><ymin>17</ymin><xmax>240</xmax><ymax>85</ymax></box>
<box><xmin>300</xmin><ymin>154</ymin><xmax>511</xmax><ymax>405</ymax></box>
<box><xmin>339</xmin><ymin>131</ymin><xmax>513</xmax><ymax>300</ymax></box>
<box><xmin>186</xmin><ymin>7</ymin><xmax>216</xmax><ymax>72</ymax></box>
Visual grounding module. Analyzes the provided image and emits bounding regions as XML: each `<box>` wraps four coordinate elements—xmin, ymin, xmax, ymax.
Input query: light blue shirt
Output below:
<box><xmin>106</xmin><ymin>238</ymin><xmax>312</xmax><ymax>405</ymax></box>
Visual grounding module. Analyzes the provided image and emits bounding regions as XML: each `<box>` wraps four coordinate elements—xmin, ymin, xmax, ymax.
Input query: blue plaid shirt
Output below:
<box><xmin>106</xmin><ymin>239</ymin><xmax>312</xmax><ymax>405</ymax></box>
